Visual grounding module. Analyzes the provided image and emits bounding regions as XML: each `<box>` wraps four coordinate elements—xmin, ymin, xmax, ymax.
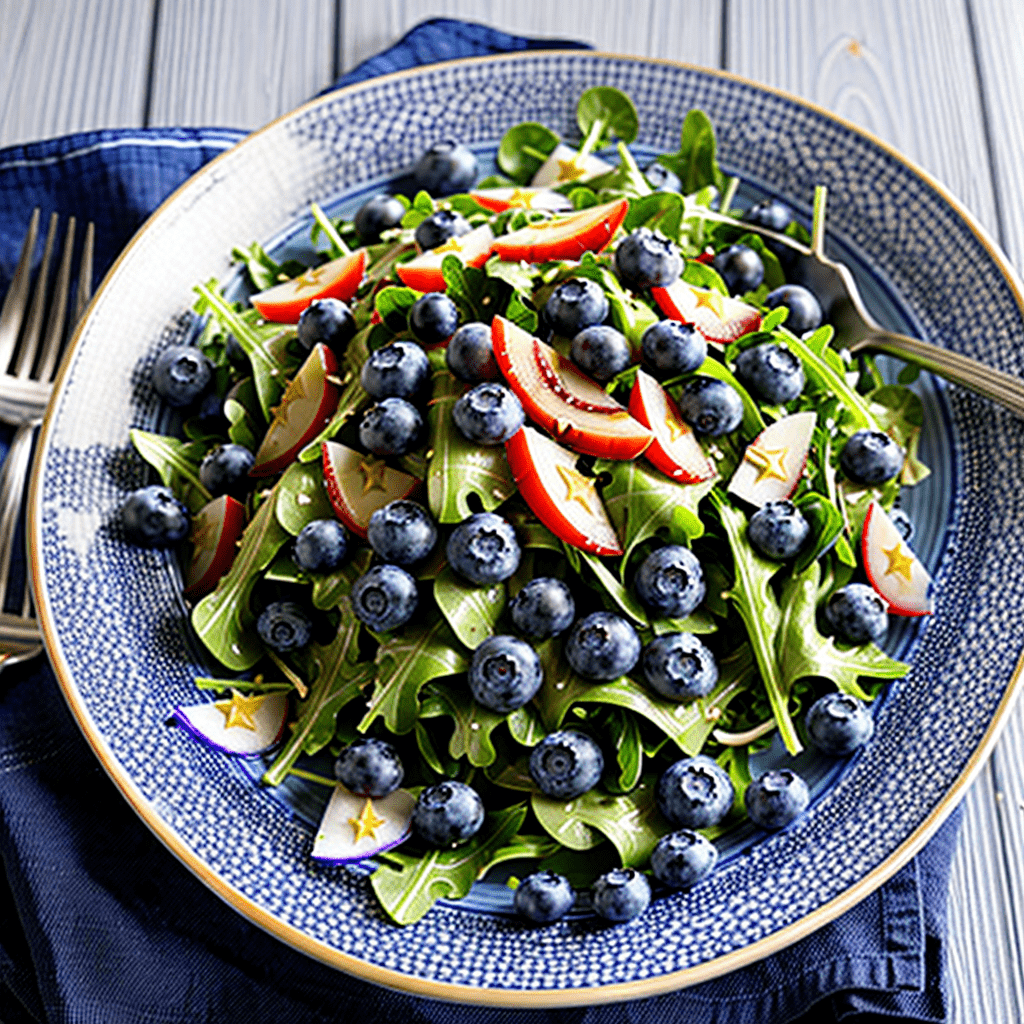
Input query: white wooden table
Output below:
<box><xmin>3</xmin><ymin>2</ymin><xmax>1022</xmax><ymax>1019</ymax></box>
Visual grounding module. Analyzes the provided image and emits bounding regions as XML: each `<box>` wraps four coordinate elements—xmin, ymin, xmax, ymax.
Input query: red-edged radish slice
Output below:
<box><xmin>321</xmin><ymin>441</ymin><xmax>418</xmax><ymax>538</ymax></box>
<box><xmin>529</xmin><ymin>143</ymin><xmax>613</xmax><ymax>187</ymax></box>
<box><xmin>395</xmin><ymin>224</ymin><xmax>494</xmax><ymax>292</ymax></box>
<box><xmin>491</xmin><ymin>199</ymin><xmax>628</xmax><ymax>264</ymax></box>
<box><xmin>184</xmin><ymin>495</ymin><xmax>247</xmax><ymax>598</ymax></box>
<box><xmin>728</xmin><ymin>411</ymin><xmax>816</xmax><ymax>507</ymax></box>
<box><xmin>171</xmin><ymin>690</ymin><xmax>288</xmax><ymax>756</ymax></box>
<box><xmin>628</xmin><ymin>371</ymin><xmax>717</xmax><ymax>483</ymax></box>
<box><xmin>862</xmin><ymin>500</ymin><xmax>934</xmax><ymax>616</ymax></box>
<box><xmin>250</xmin><ymin>344</ymin><xmax>341</xmax><ymax>478</ymax></box>
<box><xmin>470</xmin><ymin>187</ymin><xmax>573</xmax><ymax>213</ymax></box>
<box><xmin>492</xmin><ymin>315</ymin><xmax>652</xmax><ymax>460</ymax></box>
<box><xmin>250</xmin><ymin>249</ymin><xmax>366</xmax><ymax>323</ymax></box>
<box><xmin>311</xmin><ymin>787</ymin><xmax>415</xmax><ymax>864</ymax></box>
<box><xmin>506</xmin><ymin>426</ymin><xmax>623</xmax><ymax>556</ymax></box>
<box><xmin>651</xmin><ymin>279</ymin><xmax>761</xmax><ymax>346</ymax></box>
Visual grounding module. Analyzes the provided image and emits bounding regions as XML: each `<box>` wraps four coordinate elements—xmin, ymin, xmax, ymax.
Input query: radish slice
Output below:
<box><xmin>728</xmin><ymin>412</ymin><xmax>816</xmax><ymax>507</ymax></box>
<box><xmin>171</xmin><ymin>691</ymin><xmax>288</xmax><ymax>756</ymax></box>
<box><xmin>862</xmin><ymin>500</ymin><xmax>934</xmax><ymax>616</ymax></box>
<box><xmin>184</xmin><ymin>495</ymin><xmax>246</xmax><ymax>598</ymax></box>
<box><xmin>530</xmin><ymin>143</ymin><xmax>614</xmax><ymax>187</ymax></box>
<box><xmin>395</xmin><ymin>224</ymin><xmax>494</xmax><ymax>292</ymax></box>
<box><xmin>322</xmin><ymin>441</ymin><xmax>419</xmax><ymax>538</ymax></box>
<box><xmin>470</xmin><ymin>187</ymin><xmax>573</xmax><ymax>213</ymax></box>
<box><xmin>311</xmin><ymin>786</ymin><xmax>415</xmax><ymax>864</ymax></box>
<box><xmin>651</xmin><ymin>279</ymin><xmax>761</xmax><ymax>346</ymax></box>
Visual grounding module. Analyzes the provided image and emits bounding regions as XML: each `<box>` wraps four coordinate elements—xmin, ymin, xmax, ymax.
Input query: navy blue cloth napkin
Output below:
<box><xmin>0</xmin><ymin>19</ymin><xmax>960</xmax><ymax>1024</ymax></box>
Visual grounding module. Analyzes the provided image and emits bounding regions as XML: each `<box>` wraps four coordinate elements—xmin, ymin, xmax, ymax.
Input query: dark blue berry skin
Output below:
<box><xmin>351</xmin><ymin>564</ymin><xmax>419</xmax><ymax>632</ymax></box>
<box><xmin>414</xmin><ymin>209</ymin><xmax>472</xmax><ymax>251</ymax></box>
<box><xmin>712</xmin><ymin>244</ymin><xmax>764</xmax><ymax>296</ymax></box>
<box><xmin>529</xmin><ymin>730</ymin><xmax>604</xmax><ymax>799</ymax></box>
<box><xmin>257</xmin><ymin>601</ymin><xmax>312</xmax><ymax>653</ymax></box>
<box><xmin>733</xmin><ymin>343</ymin><xmax>804</xmax><ymax>404</ymax></box>
<box><xmin>650</xmin><ymin>830</ymin><xmax>718</xmax><ymax>888</ymax></box>
<box><xmin>634</xmin><ymin>546</ymin><xmax>705</xmax><ymax>619</ymax></box>
<box><xmin>641</xmin><ymin>320</ymin><xmax>707</xmax><ymax>377</ymax></box>
<box><xmin>840</xmin><ymin>430</ymin><xmax>905</xmax><ymax>485</ymax></box>
<box><xmin>353</xmin><ymin>194</ymin><xmax>406</xmax><ymax>244</ymax></box>
<box><xmin>366</xmin><ymin>500</ymin><xmax>437</xmax><ymax>566</ymax></box>
<box><xmin>469</xmin><ymin>635</ymin><xmax>544</xmax><ymax>713</ymax></box>
<box><xmin>614</xmin><ymin>228</ymin><xmax>683</xmax><ymax>291</ymax></box>
<box><xmin>657</xmin><ymin>755</ymin><xmax>734</xmax><ymax>829</ymax></box>
<box><xmin>334</xmin><ymin>737</ymin><xmax>405</xmax><ymax>798</ymax></box>
<box><xmin>677</xmin><ymin>377</ymin><xmax>743</xmax><ymax>436</ymax></box>
<box><xmin>360</xmin><ymin>340</ymin><xmax>430</xmax><ymax>400</ymax></box>
<box><xmin>198</xmin><ymin>443</ymin><xmax>254</xmax><ymax>499</ymax></box>
<box><xmin>570</xmin><ymin>325</ymin><xmax>631</xmax><ymax>383</ymax></box>
<box><xmin>452</xmin><ymin>382</ymin><xmax>525</xmax><ymax>445</ymax></box>
<box><xmin>745</xmin><ymin>769</ymin><xmax>809</xmax><ymax>829</ymax></box>
<box><xmin>296</xmin><ymin>298</ymin><xmax>356</xmax><ymax>355</ymax></box>
<box><xmin>565</xmin><ymin>612</ymin><xmax>641</xmax><ymax>681</ymax></box>
<box><xmin>744</xmin><ymin>198</ymin><xmax>793</xmax><ymax>233</ymax></box>
<box><xmin>747</xmin><ymin>501</ymin><xmax>810</xmax><ymax>560</ymax></box>
<box><xmin>120</xmin><ymin>485</ymin><xmax>190</xmax><ymax>548</ymax></box>
<box><xmin>890</xmin><ymin>507</ymin><xmax>914</xmax><ymax>542</ymax></box>
<box><xmin>152</xmin><ymin>345</ymin><xmax>212</xmax><ymax>407</ymax></box>
<box><xmin>765</xmin><ymin>284</ymin><xmax>823</xmax><ymax>336</ymax></box>
<box><xmin>514</xmin><ymin>871</ymin><xmax>575</xmax><ymax>924</ymax></box>
<box><xmin>293</xmin><ymin>519</ymin><xmax>349</xmax><ymax>573</ymax></box>
<box><xmin>592</xmin><ymin>869</ymin><xmax>651</xmax><ymax>923</ymax></box>
<box><xmin>412</xmin><ymin>140</ymin><xmax>478</xmax><ymax>197</ymax></box>
<box><xmin>642</xmin><ymin>633</ymin><xmax>718</xmax><ymax>701</ymax></box>
<box><xmin>806</xmin><ymin>692</ymin><xmax>875</xmax><ymax>755</ymax></box>
<box><xmin>545</xmin><ymin>279</ymin><xmax>609</xmax><ymax>336</ymax></box>
<box><xmin>826</xmin><ymin>583</ymin><xmax>888</xmax><ymax>645</ymax></box>
<box><xmin>412</xmin><ymin>781</ymin><xmax>485</xmax><ymax>847</ymax></box>
<box><xmin>509</xmin><ymin>578</ymin><xmax>575</xmax><ymax>640</ymax></box>
<box><xmin>359</xmin><ymin>398</ymin><xmax>423</xmax><ymax>456</ymax></box>
<box><xmin>446</xmin><ymin>513</ymin><xmax>521</xmax><ymax>586</ymax></box>
<box><xmin>644</xmin><ymin>162</ymin><xmax>682</xmax><ymax>193</ymax></box>
<box><xmin>409</xmin><ymin>292</ymin><xmax>459</xmax><ymax>345</ymax></box>
<box><xmin>446</xmin><ymin>322</ymin><xmax>499</xmax><ymax>382</ymax></box>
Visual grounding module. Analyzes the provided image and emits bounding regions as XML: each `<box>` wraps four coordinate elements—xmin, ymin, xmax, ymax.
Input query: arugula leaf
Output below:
<box><xmin>656</xmin><ymin>109</ymin><xmax>725</xmax><ymax>194</ymax></box>
<box><xmin>507</xmin><ymin>703</ymin><xmax>546</xmax><ymax>746</ymax></box>
<box><xmin>311</xmin><ymin>547</ymin><xmax>373</xmax><ymax>610</ymax></box>
<box><xmin>623</xmin><ymin>191</ymin><xmax>684</xmax><ymax>240</ymax></box>
<box><xmin>433</xmin><ymin>564</ymin><xmax>506</xmax><ymax>649</ymax></box>
<box><xmin>586</xmin><ymin>142</ymin><xmax>652</xmax><ymax>199</ymax></box>
<box><xmin>682</xmin><ymin>259</ymin><xmax>728</xmax><ymax>295</ymax></box>
<box><xmin>688</xmin><ymin>355</ymin><xmax>765</xmax><ymax>440</ymax></box>
<box><xmin>792</xmin><ymin>491</ymin><xmax>845</xmax><ymax>574</ymax></box>
<box><xmin>484</xmin><ymin>255</ymin><xmax>538</xmax><ymax>296</ymax></box>
<box><xmin>575</xmin><ymin>548</ymin><xmax>648</xmax><ymax>627</ymax></box>
<box><xmin>497</xmin><ymin>123</ymin><xmax>560</xmax><ymax>183</ymax></box>
<box><xmin>224</xmin><ymin>377</ymin><xmax>264</xmax><ymax>452</ymax></box>
<box><xmin>374</xmin><ymin>285</ymin><xmax>422</xmax><ymax>333</ymax></box>
<box><xmin>420</xmin><ymin>680</ymin><xmax>505</xmax><ymax>767</ymax></box>
<box><xmin>274</xmin><ymin>459</ymin><xmax>335</xmax><ymax>536</ymax></box>
<box><xmin>129</xmin><ymin>429</ymin><xmax>212</xmax><ymax>514</ymax></box>
<box><xmin>600</xmin><ymin>707</ymin><xmax>644</xmax><ymax>793</ymax></box>
<box><xmin>568</xmin><ymin>186</ymin><xmax>598</xmax><ymax>209</ymax></box>
<box><xmin>867</xmin><ymin>385</ymin><xmax>931</xmax><ymax>485</ymax></box>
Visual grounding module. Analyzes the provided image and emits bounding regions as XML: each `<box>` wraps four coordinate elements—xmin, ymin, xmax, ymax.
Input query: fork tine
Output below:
<box><xmin>0</xmin><ymin>424</ymin><xmax>34</xmax><ymax>609</ymax></box>
<box><xmin>34</xmin><ymin>217</ymin><xmax>76</xmax><ymax>383</ymax></box>
<box><xmin>73</xmin><ymin>221</ymin><xmax>94</xmax><ymax>327</ymax></box>
<box><xmin>0</xmin><ymin>209</ymin><xmax>40</xmax><ymax>372</ymax></box>
<box><xmin>13</xmin><ymin>212</ymin><xmax>58</xmax><ymax>379</ymax></box>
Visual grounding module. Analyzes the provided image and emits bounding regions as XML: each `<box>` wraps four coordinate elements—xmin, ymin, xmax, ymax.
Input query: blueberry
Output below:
<box><xmin>351</xmin><ymin>564</ymin><xmax>419</xmax><ymax>632</ymax></box>
<box><xmin>806</xmin><ymin>692</ymin><xmax>875</xmax><ymax>755</ymax></box>
<box><xmin>412</xmin><ymin>140</ymin><xmax>478</xmax><ymax>197</ymax></box>
<box><xmin>529</xmin><ymin>730</ymin><xmax>604</xmax><ymax>799</ymax></box>
<box><xmin>360</xmin><ymin>340</ymin><xmax>430</xmax><ymax>400</ymax></box>
<box><xmin>570</xmin><ymin>325</ymin><xmax>630</xmax><ymax>383</ymax></box>
<box><xmin>745</xmin><ymin>769</ymin><xmax>809</xmax><ymax>829</ymax></box>
<box><xmin>765</xmin><ymin>284</ymin><xmax>823</xmax><ymax>336</ymax></box>
<box><xmin>367</xmin><ymin>500</ymin><xmax>437</xmax><ymax>566</ymax></box>
<box><xmin>296</xmin><ymin>298</ymin><xmax>356</xmax><ymax>355</ymax></box>
<box><xmin>446</xmin><ymin>322</ymin><xmax>499</xmax><ymax>382</ymax></box>
<box><xmin>840</xmin><ymin>430</ymin><xmax>905</xmax><ymax>485</ymax></box>
<box><xmin>656</xmin><ymin>755</ymin><xmax>734</xmax><ymax>829</ymax></box>
<box><xmin>644</xmin><ymin>162</ymin><xmax>682</xmax><ymax>193</ymax></box>
<box><xmin>120</xmin><ymin>485</ymin><xmax>190</xmax><ymax>548</ymax></box>
<box><xmin>412</xmin><ymin>780</ymin><xmax>485</xmax><ymax>847</ymax></box>
<box><xmin>677</xmin><ymin>376</ymin><xmax>743</xmax><ymax>436</ymax></box>
<box><xmin>890</xmin><ymin>507</ymin><xmax>914</xmax><ymax>542</ymax></box>
<box><xmin>293</xmin><ymin>519</ymin><xmax>349</xmax><ymax>573</ymax></box>
<box><xmin>353</xmin><ymin>194</ymin><xmax>406</xmax><ymax>244</ymax></box>
<box><xmin>469</xmin><ymin>634</ymin><xmax>544</xmax><ymax>713</ymax></box>
<box><xmin>564</xmin><ymin>611</ymin><xmax>641</xmax><ymax>681</ymax></box>
<box><xmin>509</xmin><ymin>577</ymin><xmax>575</xmax><ymax>639</ymax></box>
<box><xmin>747</xmin><ymin>501</ymin><xmax>810</xmax><ymax>560</ymax></box>
<box><xmin>446</xmin><ymin>513</ymin><xmax>521</xmax><ymax>585</ymax></box>
<box><xmin>198</xmin><ymin>443</ymin><xmax>254</xmax><ymax>499</ymax></box>
<box><xmin>712</xmin><ymin>244</ymin><xmax>764</xmax><ymax>295</ymax></box>
<box><xmin>409</xmin><ymin>292</ymin><xmax>459</xmax><ymax>345</ymax></box>
<box><xmin>359</xmin><ymin>397</ymin><xmax>423</xmax><ymax>456</ymax></box>
<box><xmin>152</xmin><ymin>345</ymin><xmax>212</xmax><ymax>407</ymax></box>
<box><xmin>744</xmin><ymin>198</ymin><xmax>793</xmax><ymax>233</ymax></box>
<box><xmin>513</xmin><ymin>871</ymin><xmax>575</xmax><ymax>924</ymax></box>
<box><xmin>257</xmin><ymin>601</ymin><xmax>312</xmax><ymax>652</ymax></box>
<box><xmin>334</xmin><ymin>737</ymin><xmax>404</xmax><ymax>798</ymax></box>
<box><xmin>544</xmin><ymin>279</ymin><xmax>609</xmax><ymax>337</ymax></box>
<box><xmin>592</xmin><ymin>868</ymin><xmax>651</xmax><ymax>923</ymax></box>
<box><xmin>733</xmin><ymin>343</ymin><xmax>804</xmax><ymax>404</ymax></box>
<box><xmin>614</xmin><ymin>228</ymin><xmax>682</xmax><ymax>291</ymax></box>
<box><xmin>414</xmin><ymin>209</ymin><xmax>472</xmax><ymax>251</ymax></box>
<box><xmin>452</xmin><ymin>382</ymin><xmax>525</xmax><ymax>445</ymax></box>
<box><xmin>634</xmin><ymin>546</ymin><xmax>705</xmax><ymax>619</ymax></box>
<box><xmin>641</xmin><ymin>320</ymin><xmax>707</xmax><ymax>377</ymax></box>
<box><xmin>642</xmin><ymin>633</ymin><xmax>718</xmax><ymax>701</ymax></box>
<box><xmin>826</xmin><ymin>583</ymin><xmax>888</xmax><ymax>645</ymax></box>
<box><xmin>650</xmin><ymin>830</ymin><xmax>718</xmax><ymax>888</ymax></box>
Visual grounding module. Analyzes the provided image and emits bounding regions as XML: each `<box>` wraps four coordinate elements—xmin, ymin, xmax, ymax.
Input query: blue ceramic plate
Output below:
<box><xmin>29</xmin><ymin>53</ymin><xmax>1024</xmax><ymax>1006</ymax></box>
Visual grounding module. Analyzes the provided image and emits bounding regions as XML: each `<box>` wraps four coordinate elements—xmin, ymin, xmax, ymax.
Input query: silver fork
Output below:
<box><xmin>0</xmin><ymin>211</ymin><xmax>94</xmax><ymax>672</ymax></box>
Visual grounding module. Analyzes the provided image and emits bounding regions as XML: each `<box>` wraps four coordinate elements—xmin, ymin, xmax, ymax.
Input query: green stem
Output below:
<box><xmin>311</xmin><ymin>201</ymin><xmax>351</xmax><ymax>257</ymax></box>
<box><xmin>720</xmin><ymin>175</ymin><xmax>740</xmax><ymax>213</ymax></box>
<box><xmin>616</xmin><ymin>141</ymin><xmax>651</xmax><ymax>196</ymax></box>
<box><xmin>287</xmin><ymin>768</ymin><xmax>338</xmax><ymax>788</ymax></box>
<box><xmin>521</xmin><ymin>144</ymin><xmax>552</xmax><ymax>163</ymax></box>
<box><xmin>576</xmin><ymin>117</ymin><xmax>606</xmax><ymax>161</ymax></box>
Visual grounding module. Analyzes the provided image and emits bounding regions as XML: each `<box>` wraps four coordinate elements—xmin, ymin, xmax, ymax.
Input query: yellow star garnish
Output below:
<box><xmin>349</xmin><ymin>798</ymin><xmax>387</xmax><ymax>843</ymax></box>
<box><xmin>692</xmin><ymin>289</ymin><xmax>725</xmax><ymax>319</ymax></box>
<box><xmin>358</xmin><ymin>457</ymin><xmax>388</xmax><ymax>494</ymax></box>
<box><xmin>508</xmin><ymin>187</ymin><xmax>535</xmax><ymax>208</ymax></box>
<box><xmin>556</xmin><ymin>464</ymin><xmax>596</xmax><ymax>513</ymax></box>
<box><xmin>433</xmin><ymin>235</ymin><xmax>465</xmax><ymax>254</ymax></box>
<box><xmin>556</xmin><ymin>158</ymin><xmax>587</xmax><ymax>183</ymax></box>
<box><xmin>189</xmin><ymin>513</ymin><xmax>218</xmax><ymax>550</ymax></box>
<box><xmin>666</xmin><ymin>416</ymin><xmax>689</xmax><ymax>443</ymax></box>
<box><xmin>295</xmin><ymin>265</ymin><xmax>327</xmax><ymax>292</ymax></box>
<box><xmin>745</xmin><ymin>445</ymin><xmax>790</xmax><ymax>483</ymax></box>
<box><xmin>215</xmin><ymin>691</ymin><xmax>266</xmax><ymax>731</ymax></box>
<box><xmin>882</xmin><ymin>542</ymin><xmax>915</xmax><ymax>582</ymax></box>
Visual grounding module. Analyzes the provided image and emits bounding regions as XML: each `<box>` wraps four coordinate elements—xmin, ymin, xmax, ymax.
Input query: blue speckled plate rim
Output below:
<box><xmin>26</xmin><ymin>50</ymin><xmax>1024</xmax><ymax>1006</ymax></box>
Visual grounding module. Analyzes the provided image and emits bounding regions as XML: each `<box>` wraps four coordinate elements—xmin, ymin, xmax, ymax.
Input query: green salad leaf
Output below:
<box><xmin>420</xmin><ymin>680</ymin><xmax>505</xmax><ymax>767</ymax></box>
<box><xmin>656</xmin><ymin>109</ymin><xmax>725</xmax><ymax>194</ymax></box>
<box><xmin>497</xmin><ymin>123</ymin><xmax>560</xmax><ymax>183</ymax></box>
<box><xmin>129</xmin><ymin>429</ymin><xmax>212</xmax><ymax>514</ymax></box>
<box><xmin>433</xmin><ymin>565</ymin><xmax>506</xmax><ymax>650</ymax></box>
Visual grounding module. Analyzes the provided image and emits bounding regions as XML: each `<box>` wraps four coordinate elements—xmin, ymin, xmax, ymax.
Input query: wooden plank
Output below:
<box><xmin>0</xmin><ymin>0</ymin><xmax>155</xmax><ymax>147</ymax></box>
